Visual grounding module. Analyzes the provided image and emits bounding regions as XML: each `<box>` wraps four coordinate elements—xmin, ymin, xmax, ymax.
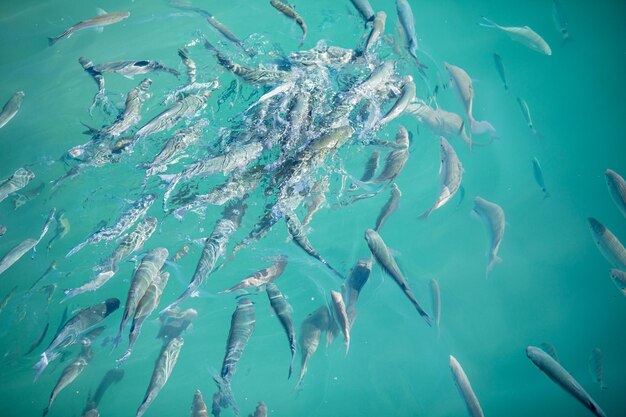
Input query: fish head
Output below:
<box><xmin>588</xmin><ymin>217</ymin><xmax>606</xmax><ymax>237</ymax></box>
<box><xmin>525</xmin><ymin>345</ymin><xmax>544</xmax><ymax>362</ymax></box>
<box><xmin>364</xmin><ymin>228</ymin><xmax>378</xmax><ymax>246</ymax></box>
<box><xmin>104</xmin><ymin>298</ymin><xmax>121</xmax><ymax>314</ymax></box>
<box><xmin>139</xmin><ymin>78</ymin><xmax>153</xmax><ymax>90</ymax></box>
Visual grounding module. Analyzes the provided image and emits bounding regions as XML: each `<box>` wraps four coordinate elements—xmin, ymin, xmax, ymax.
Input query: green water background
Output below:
<box><xmin>0</xmin><ymin>0</ymin><xmax>625</xmax><ymax>416</ymax></box>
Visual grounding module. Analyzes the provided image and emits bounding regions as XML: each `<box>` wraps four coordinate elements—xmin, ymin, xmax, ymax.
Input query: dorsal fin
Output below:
<box><xmin>96</xmin><ymin>8</ymin><xmax>107</xmax><ymax>16</ymax></box>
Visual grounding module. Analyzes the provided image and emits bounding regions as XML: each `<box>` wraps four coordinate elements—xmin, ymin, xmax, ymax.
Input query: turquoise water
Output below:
<box><xmin>0</xmin><ymin>0</ymin><xmax>625</xmax><ymax>416</ymax></box>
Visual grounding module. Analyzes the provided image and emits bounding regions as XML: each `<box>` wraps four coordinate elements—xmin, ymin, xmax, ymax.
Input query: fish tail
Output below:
<box><xmin>486</xmin><ymin>255</ymin><xmax>503</xmax><ymax>278</ymax></box>
<box><xmin>33</xmin><ymin>353</ymin><xmax>49</xmax><ymax>382</ymax></box>
<box><xmin>478</xmin><ymin>16</ymin><xmax>498</xmax><ymax>28</ymax></box>
<box><xmin>66</xmin><ymin>241</ymin><xmax>87</xmax><ymax>258</ymax></box>
<box><xmin>345</xmin><ymin>338</ymin><xmax>350</xmax><ymax>356</ymax></box>
<box><xmin>470</xmin><ymin>117</ymin><xmax>496</xmax><ymax>136</ymax></box>
<box><xmin>60</xmin><ymin>288</ymin><xmax>78</xmax><ymax>303</ymax></box>
<box><xmin>117</xmin><ymin>349</ymin><xmax>131</xmax><ymax>364</ymax></box>
<box><xmin>288</xmin><ymin>350</ymin><xmax>295</xmax><ymax>379</ymax></box>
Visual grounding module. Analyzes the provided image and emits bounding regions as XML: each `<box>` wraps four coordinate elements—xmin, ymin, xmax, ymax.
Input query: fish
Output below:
<box><xmin>91</xmin><ymin>368</ymin><xmax>124</xmax><ymax>407</ymax></box>
<box><xmin>284</xmin><ymin>210</ymin><xmax>344</xmax><ymax>279</ymax></box>
<box><xmin>46</xmin><ymin>210</ymin><xmax>70</xmax><ymax>253</ymax></box>
<box><xmin>364</xmin><ymin>11</ymin><xmax>386</xmax><ymax>54</ymax></box>
<box><xmin>12</xmin><ymin>181</ymin><xmax>44</xmax><ymax>210</ymax></box>
<box><xmin>172</xmin><ymin>244</ymin><xmax>190</xmax><ymax>262</ymax></box>
<box><xmin>48</xmin><ymin>9</ymin><xmax>130</xmax><ymax>46</ymax></box>
<box><xmin>178</xmin><ymin>48</ymin><xmax>197</xmax><ymax>85</ymax></box>
<box><xmin>66</xmin><ymin>193</ymin><xmax>156</xmax><ymax>257</ymax></box>
<box><xmin>343</xmin><ymin>258</ymin><xmax>372</xmax><ymax>316</ymax></box>
<box><xmin>82</xmin><ymin>408</ymin><xmax>99</xmax><ymax>417</ymax></box>
<box><xmin>360</xmin><ymin>151</ymin><xmax>380</xmax><ymax>182</ymax></box>
<box><xmin>350</xmin><ymin>0</ymin><xmax>375</xmax><ymax>22</ymax></box>
<box><xmin>0</xmin><ymin>91</ymin><xmax>25</xmax><ymax>129</ymax></box>
<box><xmin>93</xmin><ymin>60</ymin><xmax>179</xmax><ymax>78</ymax></box>
<box><xmin>605</xmin><ymin>169</ymin><xmax>626</xmax><ymax>218</ymax></box>
<box><xmin>270</xmin><ymin>0</ymin><xmax>307</xmax><ymax>46</ymax></box>
<box><xmin>405</xmin><ymin>101</ymin><xmax>475</xmax><ymax>149</ymax></box>
<box><xmin>552</xmin><ymin>0</ymin><xmax>573</xmax><ymax>45</ymax></box>
<box><xmin>479</xmin><ymin>17</ymin><xmax>552</xmax><ymax>56</ymax></box>
<box><xmin>609</xmin><ymin>269</ymin><xmax>626</xmax><ymax>297</ymax></box>
<box><xmin>144</xmin><ymin>121</ymin><xmax>208</xmax><ymax>177</ymax></box>
<box><xmin>24</xmin><ymin>323</ymin><xmax>50</xmax><ymax>356</ymax></box>
<box><xmin>157</xmin><ymin>308</ymin><xmax>197</xmax><ymax>341</ymax></box>
<box><xmin>517</xmin><ymin>97</ymin><xmax>541</xmax><ymax>137</ymax></box>
<box><xmin>61</xmin><ymin>268</ymin><xmax>118</xmax><ymax>302</ymax></box>
<box><xmin>396</xmin><ymin>0</ymin><xmax>427</xmax><ymax>72</ymax></box>
<box><xmin>99</xmin><ymin>216</ymin><xmax>158</xmax><ymax>269</ymax></box>
<box><xmin>0</xmin><ymin>225</ymin><xmax>5</xmax><ymax>236</ymax></box>
<box><xmin>588</xmin><ymin>348</ymin><xmax>607</xmax><ymax>390</ymax></box>
<box><xmin>378</xmin><ymin>75</ymin><xmax>416</xmax><ymax>127</ymax></box>
<box><xmin>302</xmin><ymin>177</ymin><xmax>329</xmax><ymax>227</ymax></box>
<box><xmin>526</xmin><ymin>346</ymin><xmax>607</xmax><ymax>417</ymax></box>
<box><xmin>34</xmin><ymin>298</ymin><xmax>120</xmax><ymax>381</ymax></box>
<box><xmin>296</xmin><ymin>306</ymin><xmax>330</xmax><ymax>388</ymax></box>
<box><xmin>417</xmin><ymin>137</ymin><xmax>463</xmax><ymax>218</ymax></box>
<box><xmin>493</xmin><ymin>53</ymin><xmax>508</xmax><ymax>91</ymax></box>
<box><xmin>445</xmin><ymin>63</ymin><xmax>496</xmax><ymax>137</ymax></box>
<box><xmin>119</xmin><ymin>272</ymin><xmax>170</xmax><ymax>363</ymax></box>
<box><xmin>136</xmin><ymin>337</ymin><xmax>184</xmax><ymax>417</ymax></box>
<box><xmin>162</xmin><ymin>202</ymin><xmax>246</xmax><ymax>312</ymax></box>
<box><xmin>532</xmin><ymin>157</ymin><xmax>550</xmax><ymax>198</ymax></box>
<box><xmin>115</xmin><ymin>248</ymin><xmax>169</xmax><ymax>345</ymax></box>
<box><xmin>472</xmin><ymin>197</ymin><xmax>505</xmax><ymax>277</ymax></box>
<box><xmin>192</xmin><ymin>390</ymin><xmax>209</xmax><ymax>417</ymax></box>
<box><xmin>449</xmin><ymin>355</ymin><xmax>484</xmax><ymax>417</ymax></box>
<box><xmin>370</xmin><ymin>126</ymin><xmax>410</xmax><ymax>184</ymax></box>
<box><xmin>248</xmin><ymin>401</ymin><xmax>268</xmax><ymax>417</ymax></box>
<box><xmin>330</xmin><ymin>290</ymin><xmax>350</xmax><ymax>355</ymax></box>
<box><xmin>430</xmin><ymin>279</ymin><xmax>440</xmax><ymax>331</ymax></box>
<box><xmin>43</xmin><ymin>345</ymin><xmax>93</xmax><ymax>416</ymax></box>
<box><xmin>78</xmin><ymin>57</ymin><xmax>108</xmax><ymax>115</ymax></box>
<box><xmin>540</xmin><ymin>342</ymin><xmax>560</xmax><ymax>363</ymax></box>
<box><xmin>0</xmin><ymin>285</ymin><xmax>18</xmax><ymax>313</ymax></box>
<box><xmin>375</xmin><ymin>183</ymin><xmax>401</xmax><ymax>231</ymax></box>
<box><xmin>0</xmin><ymin>167</ymin><xmax>35</xmax><ymax>203</ymax></box>
<box><xmin>588</xmin><ymin>217</ymin><xmax>626</xmax><ymax>270</ymax></box>
<box><xmin>364</xmin><ymin>229</ymin><xmax>431</xmax><ymax>325</ymax></box>
<box><xmin>266</xmin><ymin>282</ymin><xmax>297</xmax><ymax>379</ymax></box>
<box><xmin>219</xmin><ymin>256</ymin><xmax>287</xmax><ymax>294</ymax></box>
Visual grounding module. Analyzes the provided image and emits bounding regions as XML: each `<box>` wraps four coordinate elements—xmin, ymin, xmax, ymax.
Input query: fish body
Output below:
<box><xmin>0</xmin><ymin>91</ymin><xmax>25</xmax><ymax>128</ymax></box>
<box><xmin>158</xmin><ymin>308</ymin><xmax>197</xmax><ymax>341</ymax></box>
<box><xmin>350</xmin><ymin>0</ymin><xmax>375</xmax><ymax>22</ymax></box>
<box><xmin>98</xmin><ymin>78</ymin><xmax>152</xmax><ymax>138</ymax></box>
<box><xmin>473</xmin><ymin>197</ymin><xmax>505</xmax><ymax>277</ymax></box>
<box><xmin>605</xmin><ymin>169</ymin><xmax>626</xmax><ymax>218</ymax></box>
<box><xmin>248</xmin><ymin>401</ymin><xmax>268</xmax><ymax>417</ymax></box>
<box><xmin>192</xmin><ymin>390</ymin><xmax>209</xmax><ymax>417</ymax></box>
<box><xmin>405</xmin><ymin>102</ymin><xmax>473</xmax><ymax>149</ymax></box>
<box><xmin>493</xmin><ymin>53</ymin><xmax>508</xmax><ymax>90</ymax></box>
<box><xmin>102</xmin><ymin>216</ymin><xmax>158</xmax><ymax>267</ymax></box>
<box><xmin>418</xmin><ymin>137</ymin><xmax>463</xmax><ymax>218</ymax></box>
<box><xmin>553</xmin><ymin>0</ymin><xmax>573</xmax><ymax>44</ymax></box>
<box><xmin>44</xmin><ymin>347</ymin><xmax>93</xmax><ymax>416</ymax></box>
<box><xmin>588</xmin><ymin>348</ymin><xmax>607</xmax><ymax>390</ymax></box>
<box><xmin>588</xmin><ymin>217</ymin><xmax>626</xmax><ymax>270</ymax></box>
<box><xmin>378</xmin><ymin>75</ymin><xmax>415</xmax><ymax>127</ymax></box>
<box><xmin>532</xmin><ymin>157</ymin><xmax>549</xmax><ymax>198</ymax></box>
<box><xmin>330</xmin><ymin>290</ymin><xmax>350</xmax><ymax>355</ymax></box>
<box><xmin>364</xmin><ymin>229</ymin><xmax>430</xmax><ymax>325</ymax></box>
<box><xmin>430</xmin><ymin>279</ymin><xmax>440</xmax><ymax>331</ymax></box>
<box><xmin>145</xmin><ymin>121</ymin><xmax>207</xmax><ymax>176</ymax></box>
<box><xmin>371</xmin><ymin>126</ymin><xmax>409</xmax><ymax>184</ymax></box>
<box><xmin>296</xmin><ymin>306</ymin><xmax>329</xmax><ymax>387</ymax></box>
<box><xmin>0</xmin><ymin>238</ymin><xmax>37</xmax><ymax>276</ymax></box>
<box><xmin>517</xmin><ymin>96</ymin><xmax>540</xmax><ymax>136</ymax></box>
<box><xmin>266</xmin><ymin>282</ymin><xmax>296</xmax><ymax>378</ymax></box>
<box><xmin>375</xmin><ymin>183</ymin><xmax>401</xmax><ymax>231</ymax></box>
<box><xmin>0</xmin><ymin>167</ymin><xmax>35</xmax><ymax>203</ymax></box>
<box><xmin>396</xmin><ymin>0</ymin><xmax>424</xmax><ymax>70</ymax></box>
<box><xmin>47</xmin><ymin>211</ymin><xmax>70</xmax><ymax>253</ymax></box>
<box><xmin>479</xmin><ymin>17</ymin><xmax>552</xmax><ymax>56</ymax></box>
<box><xmin>365</xmin><ymin>12</ymin><xmax>386</xmax><ymax>54</ymax></box>
<box><xmin>360</xmin><ymin>151</ymin><xmax>380</xmax><ymax>182</ymax></box>
<box><xmin>609</xmin><ymin>269</ymin><xmax>626</xmax><ymax>296</ymax></box>
<box><xmin>136</xmin><ymin>337</ymin><xmax>184</xmax><ymax>417</ymax></box>
<box><xmin>220</xmin><ymin>256</ymin><xmax>287</xmax><ymax>294</ymax></box>
<box><xmin>62</xmin><ymin>268</ymin><xmax>118</xmax><ymax>302</ymax></box>
<box><xmin>302</xmin><ymin>177</ymin><xmax>329</xmax><ymax>227</ymax></box>
<box><xmin>78</xmin><ymin>57</ymin><xmax>107</xmax><ymax>115</ymax></box>
<box><xmin>526</xmin><ymin>346</ymin><xmax>607</xmax><ymax>417</ymax></box>
<box><xmin>93</xmin><ymin>60</ymin><xmax>179</xmax><ymax>78</ymax></box>
<box><xmin>270</xmin><ymin>0</ymin><xmax>307</xmax><ymax>46</ymax></box>
<box><xmin>48</xmin><ymin>10</ymin><xmax>130</xmax><ymax>46</ymax></box>
<box><xmin>449</xmin><ymin>355</ymin><xmax>484</xmax><ymax>417</ymax></box>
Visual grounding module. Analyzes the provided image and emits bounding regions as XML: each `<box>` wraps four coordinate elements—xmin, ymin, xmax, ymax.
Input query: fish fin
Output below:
<box><xmin>416</xmin><ymin>208</ymin><xmax>432</xmax><ymax>220</ymax></box>
<box><xmin>60</xmin><ymin>288</ymin><xmax>78</xmax><ymax>303</ymax></box>
<box><xmin>96</xmin><ymin>8</ymin><xmax>107</xmax><ymax>16</ymax></box>
<box><xmin>94</xmin><ymin>26</ymin><xmax>104</xmax><ymax>34</ymax></box>
<box><xmin>486</xmin><ymin>256</ymin><xmax>503</xmax><ymax>278</ymax></box>
<box><xmin>81</xmin><ymin>122</ymin><xmax>100</xmax><ymax>136</ymax></box>
<box><xmin>478</xmin><ymin>16</ymin><xmax>498</xmax><ymax>28</ymax></box>
<box><xmin>470</xmin><ymin>118</ymin><xmax>496</xmax><ymax>135</ymax></box>
<box><xmin>33</xmin><ymin>353</ymin><xmax>49</xmax><ymax>382</ymax></box>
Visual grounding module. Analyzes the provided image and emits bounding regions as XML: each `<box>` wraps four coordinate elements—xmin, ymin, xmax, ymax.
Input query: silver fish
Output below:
<box><xmin>430</xmin><ymin>278</ymin><xmax>440</xmax><ymax>331</ymax></box>
<box><xmin>365</xmin><ymin>11</ymin><xmax>386</xmax><ymax>54</ymax></box>
<box><xmin>493</xmin><ymin>53</ymin><xmax>508</xmax><ymax>90</ymax></box>
<box><xmin>418</xmin><ymin>137</ymin><xmax>463</xmax><ymax>218</ymax></box>
<box><xmin>66</xmin><ymin>193</ymin><xmax>156</xmax><ymax>257</ymax></box>
<box><xmin>266</xmin><ymin>282</ymin><xmax>296</xmax><ymax>379</ymax></box>
<box><xmin>517</xmin><ymin>97</ymin><xmax>540</xmax><ymax>136</ymax></box>
<box><xmin>172</xmin><ymin>244</ymin><xmax>190</xmax><ymax>262</ymax></box>
<box><xmin>405</xmin><ymin>101</ymin><xmax>475</xmax><ymax>149</ymax></box>
<box><xmin>34</xmin><ymin>298</ymin><xmax>120</xmax><ymax>381</ymax></box>
<box><xmin>378</xmin><ymin>75</ymin><xmax>416</xmax><ymax>127</ymax></box>
<box><xmin>192</xmin><ymin>390</ymin><xmax>209</xmax><ymax>417</ymax></box>
<box><xmin>136</xmin><ymin>337</ymin><xmax>184</xmax><ymax>417</ymax></box>
<box><xmin>43</xmin><ymin>346</ymin><xmax>93</xmax><ymax>416</ymax></box>
<box><xmin>24</xmin><ymin>322</ymin><xmax>50</xmax><ymax>356</ymax></box>
<box><xmin>116</xmin><ymin>248</ymin><xmax>169</xmax><ymax>344</ymax></box>
<box><xmin>330</xmin><ymin>290</ymin><xmax>350</xmax><ymax>355</ymax></box>
<box><xmin>48</xmin><ymin>10</ymin><xmax>130</xmax><ymax>46</ymax></box>
<box><xmin>371</xmin><ymin>126</ymin><xmax>409</xmax><ymax>184</ymax></box>
<box><xmin>144</xmin><ymin>121</ymin><xmax>208</xmax><ymax>177</ymax></box>
<box><xmin>526</xmin><ymin>346</ymin><xmax>607</xmax><ymax>417</ymax></box>
<box><xmin>13</xmin><ymin>182</ymin><xmax>44</xmax><ymax>210</ymax></box>
<box><xmin>78</xmin><ymin>57</ymin><xmax>107</xmax><ymax>115</ymax></box>
<box><xmin>364</xmin><ymin>229</ymin><xmax>431</xmax><ymax>325</ymax></box>
<box><xmin>100</xmin><ymin>216</ymin><xmax>158</xmax><ymax>268</ymax></box>
<box><xmin>396</xmin><ymin>0</ymin><xmax>427</xmax><ymax>72</ymax></box>
<box><xmin>0</xmin><ymin>167</ymin><xmax>35</xmax><ymax>203</ymax></box>
<box><xmin>588</xmin><ymin>348</ymin><xmax>607</xmax><ymax>390</ymax></box>
<box><xmin>609</xmin><ymin>269</ymin><xmax>626</xmax><ymax>297</ymax></box>
<box><xmin>296</xmin><ymin>306</ymin><xmax>329</xmax><ymax>388</ymax></box>
<box><xmin>178</xmin><ymin>48</ymin><xmax>197</xmax><ymax>85</ymax></box>
<box><xmin>360</xmin><ymin>151</ymin><xmax>380</xmax><ymax>182</ymax></box>
<box><xmin>343</xmin><ymin>258</ymin><xmax>372</xmax><ymax>319</ymax></box>
<box><xmin>472</xmin><ymin>197</ymin><xmax>505</xmax><ymax>277</ymax></box>
<box><xmin>532</xmin><ymin>157</ymin><xmax>550</xmax><ymax>198</ymax></box>
<box><xmin>375</xmin><ymin>183</ymin><xmax>401</xmax><ymax>231</ymax></box>
<box><xmin>62</xmin><ymin>268</ymin><xmax>119</xmax><ymax>303</ymax></box>
<box><xmin>302</xmin><ymin>177</ymin><xmax>329</xmax><ymax>227</ymax></box>
<box><xmin>219</xmin><ymin>256</ymin><xmax>287</xmax><ymax>294</ymax></box>
<box><xmin>449</xmin><ymin>355</ymin><xmax>484</xmax><ymax>417</ymax></box>
<box><xmin>552</xmin><ymin>0</ymin><xmax>573</xmax><ymax>45</ymax></box>
<box><xmin>0</xmin><ymin>91</ymin><xmax>24</xmax><ymax>128</ymax></box>
<box><xmin>248</xmin><ymin>401</ymin><xmax>267</xmax><ymax>417</ymax></box>
<box><xmin>158</xmin><ymin>308</ymin><xmax>197</xmax><ymax>341</ymax></box>
<box><xmin>540</xmin><ymin>342</ymin><xmax>560</xmax><ymax>363</ymax></box>
<box><xmin>270</xmin><ymin>0</ymin><xmax>307</xmax><ymax>46</ymax></box>
<box><xmin>350</xmin><ymin>0</ymin><xmax>375</xmax><ymax>22</ymax></box>
<box><xmin>605</xmin><ymin>169</ymin><xmax>626</xmax><ymax>218</ymax></box>
<box><xmin>46</xmin><ymin>210</ymin><xmax>70</xmax><ymax>253</ymax></box>
<box><xmin>0</xmin><ymin>225</ymin><xmax>6</xmax><ymax>236</ymax></box>
<box><xmin>479</xmin><ymin>17</ymin><xmax>552</xmax><ymax>56</ymax></box>
<box><xmin>588</xmin><ymin>217</ymin><xmax>626</xmax><ymax>270</ymax></box>
<box><xmin>119</xmin><ymin>272</ymin><xmax>170</xmax><ymax>363</ymax></box>
<box><xmin>93</xmin><ymin>60</ymin><xmax>179</xmax><ymax>78</ymax></box>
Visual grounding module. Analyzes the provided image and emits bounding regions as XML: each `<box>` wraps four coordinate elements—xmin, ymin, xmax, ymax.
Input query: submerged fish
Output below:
<box><xmin>472</xmin><ymin>197</ymin><xmax>505</xmax><ymax>277</ymax></box>
<box><xmin>46</xmin><ymin>210</ymin><xmax>70</xmax><ymax>253</ymax></box>
<box><xmin>0</xmin><ymin>167</ymin><xmax>35</xmax><ymax>203</ymax></box>
<box><xmin>330</xmin><ymin>290</ymin><xmax>350</xmax><ymax>355</ymax></box>
<box><xmin>270</xmin><ymin>0</ymin><xmax>307</xmax><ymax>46</ymax></box>
<box><xmin>360</xmin><ymin>151</ymin><xmax>380</xmax><ymax>182</ymax></box>
<box><xmin>364</xmin><ymin>11</ymin><xmax>386</xmax><ymax>54</ymax></box>
<box><xmin>552</xmin><ymin>0</ymin><xmax>573</xmax><ymax>45</ymax></box>
<box><xmin>192</xmin><ymin>389</ymin><xmax>209</xmax><ymax>417</ymax></box>
<box><xmin>157</xmin><ymin>308</ymin><xmax>197</xmax><ymax>341</ymax></box>
<box><xmin>364</xmin><ymin>229</ymin><xmax>431</xmax><ymax>325</ymax></box>
<box><xmin>248</xmin><ymin>401</ymin><xmax>268</xmax><ymax>417</ymax></box>
<box><xmin>450</xmin><ymin>355</ymin><xmax>484</xmax><ymax>417</ymax></box>
<box><xmin>0</xmin><ymin>91</ymin><xmax>25</xmax><ymax>129</ymax></box>
<box><xmin>588</xmin><ymin>217</ymin><xmax>626</xmax><ymax>270</ymax></box>
<box><xmin>370</xmin><ymin>126</ymin><xmax>410</xmax><ymax>184</ymax></box>
<box><xmin>605</xmin><ymin>169</ymin><xmax>626</xmax><ymax>218</ymax></box>
<box><xmin>430</xmin><ymin>279</ymin><xmax>441</xmax><ymax>331</ymax></box>
<box><xmin>588</xmin><ymin>348</ymin><xmax>607</xmax><ymax>390</ymax></box>
<box><xmin>48</xmin><ymin>9</ymin><xmax>130</xmax><ymax>46</ymax></box>
<box><xmin>517</xmin><ymin>97</ymin><xmax>541</xmax><ymax>137</ymax></box>
<box><xmin>219</xmin><ymin>256</ymin><xmax>287</xmax><ymax>294</ymax></box>
<box><xmin>417</xmin><ymin>137</ymin><xmax>463</xmax><ymax>219</ymax></box>
<box><xmin>296</xmin><ymin>306</ymin><xmax>330</xmax><ymax>388</ymax></box>
<box><xmin>350</xmin><ymin>0</ymin><xmax>375</xmax><ymax>22</ymax></box>
<box><xmin>532</xmin><ymin>157</ymin><xmax>550</xmax><ymax>198</ymax></box>
<box><xmin>479</xmin><ymin>17</ymin><xmax>552</xmax><ymax>56</ymax></box>
<box><xmin>396</xmin><ymin>0</ymin><xmax>427</xmax><ymax>72</ymax></box>
<box><xmin>136</xmin><ymin>337</ymin><xmax>184</xmax><ymax>417</ymax></box>
<box><xmin>609</xmin><ymin>269</ymin><xmax>626</xmax><ymax>297</ymax></box>
<box><xmin>266</xmin><ymin>282</ymin><xmax>297</xmax><ymax>379</ymax></box>
<box><xmin>378</xmin><ymin>75</ymin><xmax>416</xmax><ymax>127</ymax></box>
<box><xmin>43</xmin><ymin>346</ymin><xmax>93</xmax><ymax>416</ymax></box>
<box><xmin>492</xmin><ymin>53</ymin><xmax>508</xmax><ymax>91</ymax></box>
<box><xmin>526</xmin><ymin>346</ymin><xmax>607</xmax><ymax>417</ymax></box>
<box><xmin>93</xmin><ymin>60</ymin><xmax>179</xmax><ymax>78</ymax></box>
<box><xmin>375</xmin><ymin>183</ymin><xmax>401</xmax><ymax>232</ymax></box>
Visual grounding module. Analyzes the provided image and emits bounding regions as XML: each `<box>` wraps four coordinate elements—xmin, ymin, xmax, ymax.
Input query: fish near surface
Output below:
<box><xmin>588</xmin><ymin>217</ymin><xmax>626</xmax><ymax>270</ymax></box>
<box><xmin>449</xmin><ymin>355</ymin><xmax>484</xmax><ymax>417</ymax></box>
<box><xmin>43</xmin><ymin>346</ymin><xmax>93</xmax><ymax>416</ymax></box>
<box><xmin>192</xmin><ymin>389</ymin><xmax>209</xmax><ymax>417</ymax></box>
<box><xmin>395</xmin><ymin>0</ymin><xmax>427</xmax><ymax>72</ymax></box>
<box><xmin>136</xmin><ymin>337</ymin><xmax>184</xmax><ymax>417</ymax></box>
<box><xmin>405</xmin><ymin>101</ymin><xmax>475</xmax><ymax>149</ymax></box>
<box><xmin>0</xmin><ymin>167</ymin><xmax>35</xmax><ymax>203</ymax></box>
<box><xmin>364</xmin><ymin>229</ymin><xmax>431</xmax><ymax>325</ymax></box>
<box><xmin>296</xmin><ymin>306</ymin><xmax>330</xmax><ymax>388</ymax></box>
<box><xmin>48</xmin><ymin>10</ymin><xmax>130</xmax><ymax>46</ymax></box>
<box><xmin>377</xmin><ymin>75</ymin><xmax>416</xmax><ymax>127</ymax></box>
<box><xmin>417</xmin><ymin>137</ymin><xmax>463</xmax><ymax>219</ymax></box>
<box><xmin>93</xmin><ymin>60</ymin><xmax>179</xmax><ymax>78</ymax></box>
<box><xmin>588</xmin><ymin>348</ymin><xmax>607</xmax><ymax>390</ymax></box>
<box><xmin>330</xmin><ymin>290</ymin><xmax>350</xmax><ymax>355</ymax></box>
<box><xmin>609</xmin><ymin>269</ymin><xmax>626</xmax><ymax>297</ymax></box>
<box><xmin>266</xmin><ymin>282</ymin><xmax>297</xmax><ymax>379</ymax></box>
<box><xmin>370</xmin><ymin>126</ymin><xmax>409</xmax><ymax>184</ymax></box>
<box><xmin>472</xmin><ymin>197</ymin><xmax>505</xmax><ymax>277</ymax></box>
<box><xmin>532</xmin><ymin>157</ymin><xmax>550</xmax><ymax>198</ymax></box>
<box><xmin>375</xmin><ymin>183</ymin><xmax>401</xmax><ymax>232</ymax></box>
<box><xmin>479</xmin><ymin>17</ymin><xmax>552</xmax><ymax>56</ymax></box>
<box><xmin>95</xmin><ymin>78</ymin><xmax>153</xmax><ymax>138</ymax></box>
<box><xmin>220</xmin><ymin>255</ymin><xmax>287</xmax><ymax>294</ymax></box>
<box><xmin>605</xmin><ymin>169</ymin><xmax>626</xmax><ymax>218</ymax></box>
<box><xmin>270</xmin><ymin>0</ymin><xmax>307</xmax><ymax>46</ymax></box>
<box><xmin>364</xmin><ymin>11</ymin><xmax>386</xmax><ymax>54</ymax></box>
<box><xmin>158</xmin><ymin>308</ymin><xmax>197</xmax><ymax>341</ymax></box>
<box><xmin>0</xmin><ymin>91</ymin><xmax>24</xmax><ymax>129</ymax></box>
<box><xmin>526</xmin><ymin>346</ymin><xmax>607</xmax><ymax>417</ymax></box>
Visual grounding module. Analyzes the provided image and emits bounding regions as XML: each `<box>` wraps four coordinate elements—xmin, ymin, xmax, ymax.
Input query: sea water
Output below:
<box><xmin>0</xmin><ymin>0</ymin><xmax>625</xmax><ymax>416</ymax></box>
